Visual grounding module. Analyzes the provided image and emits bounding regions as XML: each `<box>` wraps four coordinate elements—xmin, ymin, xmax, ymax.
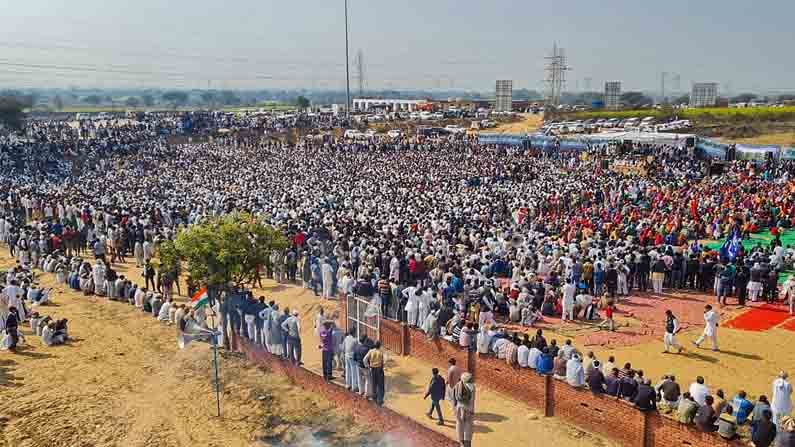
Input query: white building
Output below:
<box><xmin>351</xmin><ymin>98</ymin><xmax>427</xmax><ymax>112</ymax></box>
<box><xmin>604</xmin><ymin>81</ymin><xmax>622</xmax><ymax>110</ymax></box>
<box><xmin>495</xmin><ymin>80</ymin><xmax>513</xmax><ymax>112</ymax></box>
<box><xmin>690</xmin><ymin>83</ymin><xmax>718</xmax><ymax>108</ymax></box>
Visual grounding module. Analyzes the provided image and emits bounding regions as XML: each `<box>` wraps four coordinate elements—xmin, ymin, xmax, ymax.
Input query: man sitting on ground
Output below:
<box><xmin>694</xmin><ymin>395</ymin><xmax>718</xmax><ymax>432</ymax></box>
<box><xmin>678</xmin><ymin>392</ymin><xmax>699</xmax><ymax>424</ymax></box>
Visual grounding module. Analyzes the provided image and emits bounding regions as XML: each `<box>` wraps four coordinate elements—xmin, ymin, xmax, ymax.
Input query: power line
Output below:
<box><xmin>544</xmin><ymin>42</ymin><xmax>570</xmax><ymax>108</ymax></box>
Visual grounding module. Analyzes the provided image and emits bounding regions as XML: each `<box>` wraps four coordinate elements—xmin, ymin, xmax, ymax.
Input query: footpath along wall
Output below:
<box><xmin>339</xmin><ymin>297</ymin><xmax>742</xmax><ymax>447</ymax></box>
<box><xmin>237</xmin><ymin>339</ymin><xmax>457</xmax><ymax>447</ymax></box>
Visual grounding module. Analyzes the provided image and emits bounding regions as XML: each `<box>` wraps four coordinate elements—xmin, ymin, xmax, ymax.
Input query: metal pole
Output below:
<box><xmin>212</xmin><ymin>335</ymin><xmax>221</xmax><ymax>417</ymax></box>
<box><xmin>344</xmin><ymin>0</ymin><xmax>351</xmax><ymax>118</ymax></box>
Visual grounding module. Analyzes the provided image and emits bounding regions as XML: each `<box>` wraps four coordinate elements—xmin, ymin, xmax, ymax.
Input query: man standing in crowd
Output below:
<box><xmin>319</xmin><ymin>320</ymin><xmax>335</xmax><ymax>381</ymax></box>
<box><xmin>773</xmin><ymin>371</ymin><xmax>793</xmax><ymax>427</ymax></box>
<box><xmin>354</xmin><ymin>334</ymin><xmax>372</xmax><ymax>399</ymax></box>
<box><xmin>363</xmin><ymin>341</ymin><xmax>385</xmax><ymax>406</ymax></box>
<box><xmin>281</xmin><ymin>310</ymin><xmax>302</xmax><ymax>366</ymax></box>
<box><xmin>343</xmin><ymin>328</ymin><xmax>359</xmax><ymax>392</ymax></box>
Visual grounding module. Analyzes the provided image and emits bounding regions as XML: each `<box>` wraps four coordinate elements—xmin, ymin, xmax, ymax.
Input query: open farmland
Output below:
<box><xmin>557</xmin><ymin>106</ymin><xmax>795</xmax><ymax>142</ymax></box>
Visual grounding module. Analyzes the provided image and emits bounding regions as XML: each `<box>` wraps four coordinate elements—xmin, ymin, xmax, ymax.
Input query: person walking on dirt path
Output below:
<box><xmin>453</xmin><ymin>372</ymin><xmax>476</xmax><ymax>447</ymax></box>
<box><xmin>663</xmin><ymin>310</ymin><xmax>684</xmax><ymax>354</ymax></box>
<box><xmin>424</xmin><ymin>367</ymin><xmax>446</xmax><ymax>425</ymax></box>
<box><xmin>692</xmin><ymin>305</ymin><xmax>719</xmax><ymax>351</ymax></box>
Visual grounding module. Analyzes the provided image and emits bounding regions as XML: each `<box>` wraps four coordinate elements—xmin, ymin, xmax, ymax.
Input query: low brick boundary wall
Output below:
<box><xmin>237</xmin><ymin>339</ymin><xmax>457</xmax><ymax>447</ymax></box>
<box><xmin>342</xmin><ymin>294</ymin><xmax>743</xmax><ymax>447</ymax></box>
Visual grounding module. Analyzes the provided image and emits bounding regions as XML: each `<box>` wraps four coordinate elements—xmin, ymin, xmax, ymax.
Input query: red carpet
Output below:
<box><xmin>724</xmin><ymin>304</ymin><xmax>792</xmax><ymax>331</ymax></box>
<box><xmin>778</xmin><ymin>317</ymin><xmax>795</xmax><ymax>332</ymax></box>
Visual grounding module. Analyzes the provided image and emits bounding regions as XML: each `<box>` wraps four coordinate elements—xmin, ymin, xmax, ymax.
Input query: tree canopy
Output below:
<box><xmin>174</xmin><ymin>212</ymin><xmax>289</xmax><ymax>290</ymax></box>
<box><xmin>295</xmin><ymin>95</ymin><xmax>310</xmax><ymax>108</ymax></box>
<box><xmin>620</xmin><ymin>92</ymin><xmax>654</xmax><ymax>108</ymax></box>
<box><xmin>0</xmin><ymin>96</ymin><xmax>26</xmax><ymax>131</ymax></box>
<box><xmin>162</xmin><ymin>91</ymin><xmax>189</xmax><ymax>107</ymax></box>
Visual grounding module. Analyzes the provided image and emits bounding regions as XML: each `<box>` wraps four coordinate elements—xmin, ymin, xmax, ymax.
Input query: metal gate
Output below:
<box><xmin>346</xmin><ymin>294</ymin><xmax>380</xmax><ymax>341</ymax></box>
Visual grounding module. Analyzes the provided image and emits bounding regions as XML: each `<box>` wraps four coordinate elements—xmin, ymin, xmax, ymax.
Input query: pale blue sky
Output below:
<box><xmin>1</xmin><ymin>0</ymin><xmax>792</xmax><ymax>93</ymax></box>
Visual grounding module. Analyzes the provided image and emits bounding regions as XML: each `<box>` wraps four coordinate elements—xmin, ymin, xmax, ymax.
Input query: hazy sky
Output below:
<box><xmin>1</xmin><ymin>0</ymin><xmax>793</xmax><ymax>93</ymax></box>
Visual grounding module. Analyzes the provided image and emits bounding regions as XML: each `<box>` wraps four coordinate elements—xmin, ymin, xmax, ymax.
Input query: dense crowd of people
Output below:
<box><xmin>4</xmin><ymin>114</ymin><xmax>795</xmax><ymax>445</ymax></box>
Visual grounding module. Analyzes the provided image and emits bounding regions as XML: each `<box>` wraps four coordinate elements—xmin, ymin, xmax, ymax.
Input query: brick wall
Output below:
<box><xmin>406</xmin><ymin>326</ymin><xmax>471</xmax><ymax>374</ymax></box>
<box><xmin>386</xmin><ymin>322</ymin><xmax>744</xmax><ymax>447</ymax></box>
<box><xmin>645</xmin><ymin>412</ymin><xmax>739</xmax><ymax>447</ymax></box>
<box><xmin>238</xmin><ymin>339</ymin><xmax>457</xmax><ymax>447</ymax></box>
<box><xmin>474</xmin><ymin>354</ymin><xmax>548</xmax><ymax>411</ymax></box>
<box><xmin>549</xmin><ymin>380</ymin><xmax>646</xmax><ymax>447</ymax></box>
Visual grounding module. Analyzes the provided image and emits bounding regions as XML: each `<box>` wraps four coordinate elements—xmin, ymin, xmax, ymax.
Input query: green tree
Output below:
<box><xmin>125</xmin><ymin>97</ymin><xmax>141</xmax><ymax>108</ymax></box>
<box><xmin>672</xmin><ymin>94</ymin><xmax>690</xmax><ymax>105</ymax></box>
<box><xmin>219</xmin><ymin>90</ymin><xmax>240</xmax><ymax>106</ymax></box>
<box><xmin>731</xmin><ymin>93</ymin><xmax>757</xmax><ymax>104</ymax></box>
<box><xmin>620</xmin><ymin>92</ymin><xmax>653</xmax><ymax>108</ymax></box>
<box><xmin>0</xmin><ymin>96</ymin><xmax>26</xmax><ymax>131</ymax></box>
<box><xmin>53</xmin><ymin>95</ymin><xmax>64</xmax><ymax>111</ymax></box>
<box><xmin>295</xmin><ymin>95</ymin><xmax>310</xmax><ymax>108</ymax></box>
<box><xmin>201</xmin><ymin>91</ymin><xmax>216</xmax><ymax>106</ymax></box>
<box><xmin>156</xmin><ymin>239</ymin><xmax>181</xmax><ymax>278</ymax></box>
<box><xmin>162</xmin><ymin>91</ymin><xmax>189</xmax><ymax>108</ymax></box>
<box><xmin>83</xmin><ymin>95</ymin><xmax>102</xmax><ymax>105</ymax></box>
<box><xmin>174</xmin><ymin>212</ymin><xmax>288</xmax><ymax>348</ymax></box>
<box><xmin>142</xmin><ymin>94</ymin><xmax>155</xmax><ymax>107</ymax></box>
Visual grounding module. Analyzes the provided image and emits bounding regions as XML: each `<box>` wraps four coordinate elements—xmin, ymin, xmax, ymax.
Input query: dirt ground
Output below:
<box><xmin>0</xmin><ymin>252</ymin><xmax>370</xmax><ymax>447</ymax></box>
<box><xmin>5</xmin><ymin>247</ymin><xmax>793</xmax><ymax>447</ymax></box>
<box><xmin>488</xmin><ymin>113</ymin><xmax>543</xmax><ymax>134</ymax></box>
<box><xmin>527</xmin><ymin>287</ymin><xmax>795</xmax><ymax>403</ymax></box>
<box><xmin>0</xmin><ymin>252</ymin><xmax>616</xmax><ymax>447</ymax></box>
<box><xmin>727</xmin><ymin>131</ymin><xmax>795</xmax><ymax>146</ymax></box>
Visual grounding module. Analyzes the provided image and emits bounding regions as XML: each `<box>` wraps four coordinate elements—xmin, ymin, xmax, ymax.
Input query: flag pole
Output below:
<box><xmin>212</xmin><ymin>330</ymin><xmax>222</xmax><ymax>417</ymax></box>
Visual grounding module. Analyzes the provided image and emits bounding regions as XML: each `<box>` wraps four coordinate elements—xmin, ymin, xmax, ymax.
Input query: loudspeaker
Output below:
<box><xmin>708</xmin><ymin>162</ymin><xmax>725</xmax><ymax>176</ymax></box>
<box><xmin>601</xmin><ymin>159</ymin><xmax>610</xmax><ymax>170</ymax></box>
<box><xmin>686</xmin><ymin>137</ymin><xmax>695</xmax><ymax>148</ymax></box>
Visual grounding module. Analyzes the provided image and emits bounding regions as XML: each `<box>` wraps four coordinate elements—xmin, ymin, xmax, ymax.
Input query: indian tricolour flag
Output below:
<box><xmin>191</xmin><ymin>287</ymin><xmax>210</xmax><ymax>309</ymax></box>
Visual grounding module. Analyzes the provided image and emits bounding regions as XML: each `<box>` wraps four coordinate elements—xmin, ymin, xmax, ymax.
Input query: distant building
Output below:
<box><xmin>604</xmin><ymin>81</ymin><xmax>621</xmax><ymax>110</ymax></box>
<box><xmin>495</xmin><ymin>80</ymin><xmax>513</xmax><ymax>112</ymax></box>
<box><xmin>690</xmin><ymin>83</ymin><xmax>718</xmax><ymax>107</ymax></box>
<box><xmin>351</xmin><ymin>98</ymin><xmax>426</xmax><ymax>112</ymax></box>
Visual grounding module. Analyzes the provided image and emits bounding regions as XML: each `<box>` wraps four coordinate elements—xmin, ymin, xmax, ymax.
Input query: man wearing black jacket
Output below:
<box><xmin>634</xmin><ymin>379</ymin><xmax>658</xmax><ymax>412</ymax></box>
<box><xmin>5</xmin><ymin>306</ymin><xmax>20</xmax><ymax>352</ymax></box>
<box><xmin>424</xmin><ymin>368</ymin><xmax>446</xmax><ymax>425</ymax></box>
<box><xmin>354</xmin><ymin>335</ymin><xmax>373</xmax><ymax>398</ymax></box>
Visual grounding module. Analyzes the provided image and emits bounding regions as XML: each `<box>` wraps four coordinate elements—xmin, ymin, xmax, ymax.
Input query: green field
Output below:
<box><xmin>562</xmin><ymin>106</ymin><xmax>795</xmax><ymax>122</ymax></box>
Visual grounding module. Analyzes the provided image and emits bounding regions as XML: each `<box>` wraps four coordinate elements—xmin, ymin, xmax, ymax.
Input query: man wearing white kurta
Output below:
<box><xmin>781</xmin><ymin>275</ymin><xmax>795</xmax><ymax>315</ymax></box>
<box><xmin>693</xmin><ymin>305</ymin><xmax>719</xmax><ymax>351</ymax></box>
<box><xmin>403</xmin><ymin>287</ymin><xmax>420</xmax><ymax>327</ymax></box>
<box><xmin>4</xmin><ymin>282</ymin><xmax>25</xmax><ymax>322</ymax></box>
<box><xmin>562</xmin><ymin>280</ymin><xmax>576</xmax><ymax>321</ymax></box>
<box><xmin>772</xmin><ymin>372</ymin><xmax>793</xmax><ymax>427</ymax></box>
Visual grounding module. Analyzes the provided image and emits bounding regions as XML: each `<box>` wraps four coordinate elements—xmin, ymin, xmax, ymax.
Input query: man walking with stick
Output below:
<box><xmin>663</xmin><ymin>310</ymin><xmax>683</xmax><ymax>354</ymax></box>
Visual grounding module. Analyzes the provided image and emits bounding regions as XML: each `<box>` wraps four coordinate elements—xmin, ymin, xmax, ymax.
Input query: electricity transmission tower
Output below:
<box><xmin>354</xmin><ymin>49</ymin><xmax>365</xmax><ymax>97</ymax></box>
<box><xmin>544</xmin><ymin>43</ymin><xmax>570</xmax><ymax>108</ymax></box>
